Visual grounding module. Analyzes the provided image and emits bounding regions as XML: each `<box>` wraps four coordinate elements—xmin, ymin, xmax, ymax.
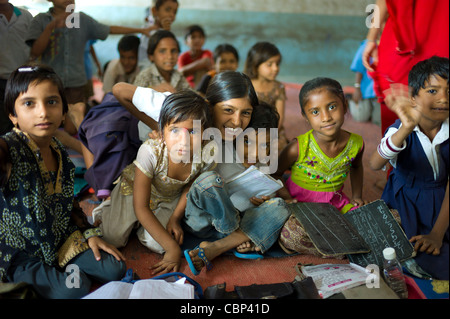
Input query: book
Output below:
<box><xmin>226</xmin><ymin>165</ymin><xmax>283</xmax><ymax>211</ymax></box>
<box><xmin>82</xmin><ymin>277</ymin><xmax>195</xmax><ymax>299</ymax></box>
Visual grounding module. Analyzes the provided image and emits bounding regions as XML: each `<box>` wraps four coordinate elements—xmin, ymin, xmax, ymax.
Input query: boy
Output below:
<box><xmin>177</xmin><ymin>25</ymin><xmax>213</xmax><ymax>88</ymax></box>
<box><xmin>0</xmin><ymin>0</ymin><xmax>32</xmax><ymax>135</ymax></box>
<box><xmin>26</xmin><ymin>0</ymin><xmax>154</xmax><ymax>134</ymax></box>
<box><xmin>103</xmin><ymin>35</ymin><xmax>141</xmax><ymax>95</ymax></box>
<box><xmin>196</xmin><ymin>43</ymin><xmax>239</xmax><ymax>95</ymax></box>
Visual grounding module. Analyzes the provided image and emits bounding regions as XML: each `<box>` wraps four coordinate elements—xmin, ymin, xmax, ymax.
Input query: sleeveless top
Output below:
<box><xmin>0</xmin><ymin>129</ymin><xmax>75</xmax><ymax>281</ymax></box>
<box><xmin>290</xmin><ymin>130</ymin><xmax>364</xmax><ymax>192</ymax></box>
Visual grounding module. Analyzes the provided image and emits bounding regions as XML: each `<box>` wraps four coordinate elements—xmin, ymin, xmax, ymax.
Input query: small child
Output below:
<box><xmin>0</xmin><ymin>65</ymin><xmax>125</xmax><ymax>298</ymax></box>
<box><xmin>102</xmin><ymin>35</ymin><xmax>141</xmax><ymax>95</ymax></box>
<box><xmin>137</xmin><ymin>0</ymin><xmax>179</xmax><ymax>70</ymax></box>
<box><xmin>134</xmin><ymin>30</ymin><xmax>190</xmax><ymax>94</ymax></box>
<box><xmin>369</xmin><ymin>56</ymin><xmax>449</xmax><ymax>280</ymax></box>
<box><xmin>196</xmin><ymin>43</ymin><xmax>239</xmax><ymax>96</ymax></box>
<box><xmin>244</xmin><ymin>42</ymin><xmax>289</xmax><ymax>152</ymax></box>
<box><xmin>93</xmin><ymin>90</ymin><xmax>212</xmax><ymax>275</ymax></box>
<box><xmin>177</xmin><ymin>25</ymin><xmax>214</xmax><ymax>88</ymax></box>
<box><xmin>26</xmin><ymin>0</ymin><xmax>154</xmax><ymax>134</ymax></box>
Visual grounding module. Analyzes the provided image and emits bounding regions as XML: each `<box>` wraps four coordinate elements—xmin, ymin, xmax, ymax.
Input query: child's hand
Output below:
<box><xmin>167</xmin><ymin>217</ymin><xmax>184</xmax><ymax>245</ymax></box>
<box><xmin>87</xmin><ymin>236</ymin><xmax>126</xmax><ymax>262</ymax></box>
<box><xmin>410</xmin><ymin>233</ymin><xmax>443</xmax><ymax>256</ymax></box>
<box><xmin>159</xmin><ymin>18</ymin><xmax>173</xmax><ymax>31</ymax></box>
<box><xmin>250</xmin><ymin>196</ymin><xmax>271</xmax><ymax>207</ymax></box>
<box><xmin>351</xmin><ymin>198</ymin><xmax>366</xmax><ymax>207</ymax></box>
<box><xmin>151</xmin><ymin>247</ymin><xmax>181</xmax><ymax>275</ymax></box>
<box><xmin>384</xmin><ymin>84</ymin><xmax>421</xmax><ymax>130</ymax></box>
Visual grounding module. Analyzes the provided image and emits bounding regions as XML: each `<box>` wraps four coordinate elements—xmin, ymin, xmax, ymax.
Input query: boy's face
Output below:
<box><xmin>10</xmin><ymin>80</ymin><xmax>65</xmax><ymax>143</ymax></box>
<box><xmin>119</xmin><ymin>50</ymin><xmax>138</xmax><ymax>74</ymax></box>
<box><xmin>238</xmin><ymin>131</ymin><xmax>272</xmax><ymax>168</ymax></box>
<box><xmin>149</xmin><ymin>37</ymin><xmax>179</xmax><ymax>73</ymax></box>
<box><xmin>412</xmin><ymin>75</ymin><xmax>449</xmax><ymax>123</ymax></box>
<box><xmin>215</xmin><ymin>52</ymin><xmax>239</xmax><ymax>73</ymax></box>
<box><xmin>152</xmin><ymin>0</ymin><xmax>178</xmax><ymax>30</ymax></box>
<box><xmin>186</xmin><ymin>31</ymin><xmax>205</xmax><ymax>52</ymax></box>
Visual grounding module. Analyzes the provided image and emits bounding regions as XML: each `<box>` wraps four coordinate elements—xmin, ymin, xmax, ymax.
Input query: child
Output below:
<box><xmin>102</xmin><ymin>35</ymin><xmax>141</xmax><ymax>94</ymax></box>
<box><xmin>93</xmin><ymin>90</ymin><xmax>212</xmax><ymax>275</ymax></box>
<box><xmin>196</xmin><ymin>43</ymin><xmax>239</xmax><ymax>96</ymax></box>
<box><xmin>244</xmin><ymin>42</ymin><xmax>289</xmax><ymax>152</ymax></box>
<box><xmin>0</xmin><ymin>65</ymin><xmax>125</xmax><ymax>299</ymax></box>
<box><xmin>369</xmin><ymin>56</ymin><xmax>449</xmax><ymax>280</ymax></box>
<box><xmin>277</xmin><ymin>77</ymin><xmax>366</xmax><ymax>212</ymax></box>
<box><xmin>134</xmin><ymin>30</ymin><xmax>190</xmax><ymax>94</ymax></box>
<box><xmin>137</xmin><ymin>0</ymin><xmax>179</xmax><ymax>70</ymax></box>
<box><xmin>0</xmin><ymin>0</ymin><xmax>32</xmax><ymax>135</ymax></box>
<box><xmin>26</xmin><ymin>0</ymin><xmax>154</xmax><ymax>135</ymax></box>
<box><xmin>177</xmin><ymin>25</ymin><xmax>214</xmax><ymax>88</ymax></box>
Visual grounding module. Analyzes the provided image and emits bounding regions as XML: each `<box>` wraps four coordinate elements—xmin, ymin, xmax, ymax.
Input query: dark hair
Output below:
<box><xmin>298</xmin><ymin>77</ymin><xmax>346</xmax><ymax>115</ymax></box>
<box><xmin>153</xmin><ymin>0</ymin><xmax>178</xmax><ymax>9</ymax></box>
<box><xmin>205</xmin><ymin>71</ymin><xmax>259</xmax><ymax>108</ymax></box>
<box><xmin>4</xmin><ymin>64</ymin><xmax>68</xmax><ymax>117</ymax></box>
<box><xmin>118</xmin><ymin>35</ymin><xmax>140</xmax><ymax>54</ymax></box>
<box><xmin>409</xmin><ymin>56</ymin><xmax>449</xmax><ymax>97</ymax></box>
<box><xmin>213</xmin><ymin>44</ymin><xmax>239</xmax><ymax>63</ymax></box>
<box><xmin>244</xmin><ymin>42</ymin><xmax>281</xmax><ymax>79</ymax></box>
<box><xmin>184</xmin><ymin>24</ymin><xmax>206</xmax><ymax>40</ymax></box>
<box><xmin>247</xmin><ymin>102</ymin><xmax>279</xmax><ymax>130</ymax></box>
<box><xmin>158</xmin><ymin>90</ymin><xmax>212</xmax><ymax>135</ymax></box>
<box><xmin>147</xmin><ymin>30</ymin><xmax>180</xmax><ymax>56</ymax></box>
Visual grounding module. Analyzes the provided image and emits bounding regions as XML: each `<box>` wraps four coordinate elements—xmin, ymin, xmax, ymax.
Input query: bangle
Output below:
<box><xmin>354</xmin><ymin>83</ymin><xmax>361</xmax><ymax>88</ymax></box>
<box><xmin>83</xmin><ymin>227</ymin><xmax>103</xmax><ymax>240</ymax></box>
<box><xmin>377</xmin><ymin>136</ymin><xmax>406</xmax><ymax>160</ymax></box>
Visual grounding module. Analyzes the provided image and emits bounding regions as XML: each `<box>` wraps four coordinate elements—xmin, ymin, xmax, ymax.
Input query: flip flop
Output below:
<box><xmin>233</xmin><ymin>250</ymin><xmax>264</xmax><ymax>260</ymax></box>
<box><xmin>184</xmin><ymin>246</ymin><xmax>213</xmax><ymax>276</ymax></box>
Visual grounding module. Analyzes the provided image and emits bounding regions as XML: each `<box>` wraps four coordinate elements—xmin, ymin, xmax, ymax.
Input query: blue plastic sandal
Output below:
<box><xmin>233</xmin><ymin>250</ymin><xmax>264</xmax><ymax>260</ymax></box>
<box><xmin>184</xmin><ymin>246</ymin><xmax>213</xmax><ymax>276</ymax></box>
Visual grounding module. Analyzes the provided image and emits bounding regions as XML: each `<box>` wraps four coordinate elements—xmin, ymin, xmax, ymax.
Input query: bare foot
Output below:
<box><xmin>188</xmin><ymin>241</ymin><xmax>219</xmax><ymax>273</ymax></box>
<box><xmin>236</xmin><ymin>241</ymin><xmax>261</xmax><ymax>253</ymax></box>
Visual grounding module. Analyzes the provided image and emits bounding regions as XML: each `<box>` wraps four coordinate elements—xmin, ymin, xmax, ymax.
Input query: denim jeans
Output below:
<box><xmin>184</xmin><ymin>171</ymin><xmax>290</xmax><ymax>253</ymax></box>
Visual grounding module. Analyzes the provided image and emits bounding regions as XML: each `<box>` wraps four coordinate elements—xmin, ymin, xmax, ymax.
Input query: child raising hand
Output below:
<box><xmin>370</xmin><ymin>56</ymin><xmax>449</xmax><ymax>280</ymax></box>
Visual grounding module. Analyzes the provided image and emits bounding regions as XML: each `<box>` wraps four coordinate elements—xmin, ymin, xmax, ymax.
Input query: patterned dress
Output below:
<box><xmin>0</xmin><ymin>129</ymin><xmax>75</xmax><ymax>281</ymax></box>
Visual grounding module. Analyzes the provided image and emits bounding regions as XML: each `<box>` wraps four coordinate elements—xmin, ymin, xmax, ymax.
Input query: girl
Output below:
<box><xmin>93</xmin><ymin>90</ymin><xmax>212</xmax><ymax>275</ymax></box>
<box><xmin>244</xmin><ymin>42</ymin><xmax>289</xmax><ymax>152</ymax></box>
<box><xmin>0</xmin><ymin>65</ymin><xmax>125</xmax><ymax>299</ymax></box>
<box><xmin>275</xmin><ymin>77</ymin><xmax>366</xmax><ymax>255</ymax></box>
<box><xmin>369</xmin><ymin>56</ymin><xmax>449</xmax><ymax>280</ymax></box>
<box><xmin>134</xmin><ymin>30</ymin><xmax>190</xmax><ymax>93</ymax></box>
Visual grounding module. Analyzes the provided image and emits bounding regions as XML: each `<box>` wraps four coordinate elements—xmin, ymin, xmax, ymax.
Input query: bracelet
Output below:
<box><xmin>377</xmin><ymin>136</ymin><xmax>406</xmax><ymax>160</ymax></box>
<box><xmin>83</xmin><ymin>227</ymin><xmax>103</xmax><ymax>240</ymax></box>
<box><xmin>354</xmin><ymin>83</ymin><xmax>361</xmax><ymax>88</ymax></box>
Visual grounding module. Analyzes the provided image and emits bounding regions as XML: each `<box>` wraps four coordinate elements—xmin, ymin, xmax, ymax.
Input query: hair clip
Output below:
<box><xmin>18</xmin><ymin>67</ymin><xmax>37</xmax><ymax>73</ymax></box>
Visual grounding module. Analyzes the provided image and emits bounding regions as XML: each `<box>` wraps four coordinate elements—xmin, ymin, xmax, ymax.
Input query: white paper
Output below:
<box><xmin>226</xmin><ymin>166</ymin><xmax>283</xmax><ymax>211</ymax></box>
<box><xmin>83</xmin><ymin>281</ymin><xmax>134</xmax><ymax>299</ymax></box>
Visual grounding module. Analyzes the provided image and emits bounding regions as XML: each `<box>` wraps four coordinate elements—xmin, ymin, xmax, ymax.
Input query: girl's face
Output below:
<box><xmin>213</xmin><ymin>97</ymin><xmax>253</xmax><ymax>141</ymax></box>
<box><xmin>257</xmin><ymin>54</ymin><xmax>281</xmax><ymax>81</ymax></box>
<box><xmin>215</xmin><ymin>52</ymin><xmax>239</xmax><ymax>73</ymax></box>
<box><xmin>186</xmin><ymin>31</ymin><xmax>205</xmax><ymax>53</ymax></box>
<box><xmin>10</xmin><ymin>80</ymin><xmax>65</xmax><ymax>143</ymax></box>
<box><xmin>303</xmin><ymin>88</ymin><xmax>346</xmax><ymax>140</ymax></box>
<box><xmin>412</xmin><ymin>75</ymin><xmax>449</xmax><ymax>124</ymax></box>
<box><xmin>152</xmin><ymin>1</ymin><xmax>178</xmax><ymax>29</ymax></box>
<box><xmin>149</xmin><ymin>37</ymin><xmax>179</xmax><ymax>74</ymax></box>
<box><xmin>163</xmin><ymin>118</ymin><xmax>202</xmax><ymax>163</ymax></box>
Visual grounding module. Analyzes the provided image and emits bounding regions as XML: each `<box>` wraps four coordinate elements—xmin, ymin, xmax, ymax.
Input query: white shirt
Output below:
<box><xmin>384</xmin><ymin>118</ymin><xmax>449</xmax><ymax>180</ymax></box>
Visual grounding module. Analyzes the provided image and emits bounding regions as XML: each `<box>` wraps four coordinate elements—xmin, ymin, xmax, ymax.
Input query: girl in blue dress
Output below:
<box><xmin>370</xmin><ymin>56</ymin><xmax>449</xmax><ymax>280</ymax></box>
<box><xmin>0</xmin><ymin>65</ymin><xmax>126</xmax><ymax>298</ymax></box>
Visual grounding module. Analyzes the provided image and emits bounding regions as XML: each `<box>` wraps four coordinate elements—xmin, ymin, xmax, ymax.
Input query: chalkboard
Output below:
<box><xmin>344</xmin><ymin>200</ymin><xmax>415</xmax><ymax>268</ymax></box>
<box><xmin>287</xmin><ymin>202</ymin><xmax>370</xmax><ymax>257</ymax></box>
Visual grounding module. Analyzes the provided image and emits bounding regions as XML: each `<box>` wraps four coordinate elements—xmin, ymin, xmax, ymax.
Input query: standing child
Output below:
<box><xmin>26</xmin><ymin>0</ymin><xmax>154</xmax><ymax>135</ymax></box>
<box><xmin>196</xmin><ymin>43</ymin><xmax>240</xmax><ymax>96</ymax></box>
<box><xmin>137</xmin><ymin>0</ymin><xmax>179</xmax><ymax>70</ymax></box>
<box><xmin>93</xmin><ymin>90</ymin><xmax>212</xmax><ymax>275</ymax></box>
<box><xmin>134</xmin><ymin>30</ymin><xmax>190</xmax><ymax>95</ymax></box>
<box><xmin>244</xmin><ymin>42</ymin><xmax>289</xmax><ymax>152</ymax></box>
<box><xmin>177</xmin><ymin>25</ymin><xmax>214</xmax><ymax>88</ymax></box>
<box><xmin>102</xmin><ymin>35</ymin><xmax>141</xmax><ymax>95</ymax></box>
<box><xmin>369</xmin><ymin>56</ymin><xmax>449</xmax><ymax>280</ymax></box>
<box><xmin>0</xmin><ymin>65</ymin><xmax>125</xmax><ymax>299</ymax></box>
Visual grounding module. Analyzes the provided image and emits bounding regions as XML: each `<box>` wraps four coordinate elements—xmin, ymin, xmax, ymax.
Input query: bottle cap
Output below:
<box><xmin>383</xmin><ymin>247</ymin><xmax>396</xmax><ymax>260</ymax></box>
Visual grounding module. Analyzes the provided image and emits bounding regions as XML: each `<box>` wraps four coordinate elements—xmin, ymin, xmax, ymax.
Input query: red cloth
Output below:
<box><xmin>370</xmin><ymin>0</ymin><xmax>449</xmax><ymax>134</ymax></box>
<box><xmin>177</xmin><ymin>50</ymin><xmax>213</xmax><ymax>87</ymax></box>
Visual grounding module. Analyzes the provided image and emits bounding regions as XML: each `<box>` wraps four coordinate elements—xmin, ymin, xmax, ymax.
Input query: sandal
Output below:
<box><xmin>233</xmin><ymin>250</ymin><xmax>264</xmax><ymax>260</ymax></box>
<box><xmin>184</xmin><ymin>246</ymin><xmax>213</xmax><ymax>276</ymax></box>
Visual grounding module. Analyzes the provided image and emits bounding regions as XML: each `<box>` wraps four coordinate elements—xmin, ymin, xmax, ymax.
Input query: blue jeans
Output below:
<box><xmin>184</xmin><ymin>171</ymin><xmax>290</xmax><ymax>253</ymax></box>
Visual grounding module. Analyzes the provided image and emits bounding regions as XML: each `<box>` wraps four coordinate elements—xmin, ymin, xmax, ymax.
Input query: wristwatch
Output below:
<box><xmin>83</xmin><ymin>227</ymin><xmax>103</xmax><ymax>240</ymax></box>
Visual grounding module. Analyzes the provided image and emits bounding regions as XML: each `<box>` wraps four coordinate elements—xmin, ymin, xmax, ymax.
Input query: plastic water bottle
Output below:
<box><xmin>383</xmin><ymin>247</ymin><xmax>408</xmax><ymax>299</ymax></box>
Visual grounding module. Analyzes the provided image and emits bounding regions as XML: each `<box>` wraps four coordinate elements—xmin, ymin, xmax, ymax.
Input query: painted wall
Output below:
<box><xmin>12</xmin><ymin>0</ymin><xmax>374</xmax><ymax>85</ymax></box>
